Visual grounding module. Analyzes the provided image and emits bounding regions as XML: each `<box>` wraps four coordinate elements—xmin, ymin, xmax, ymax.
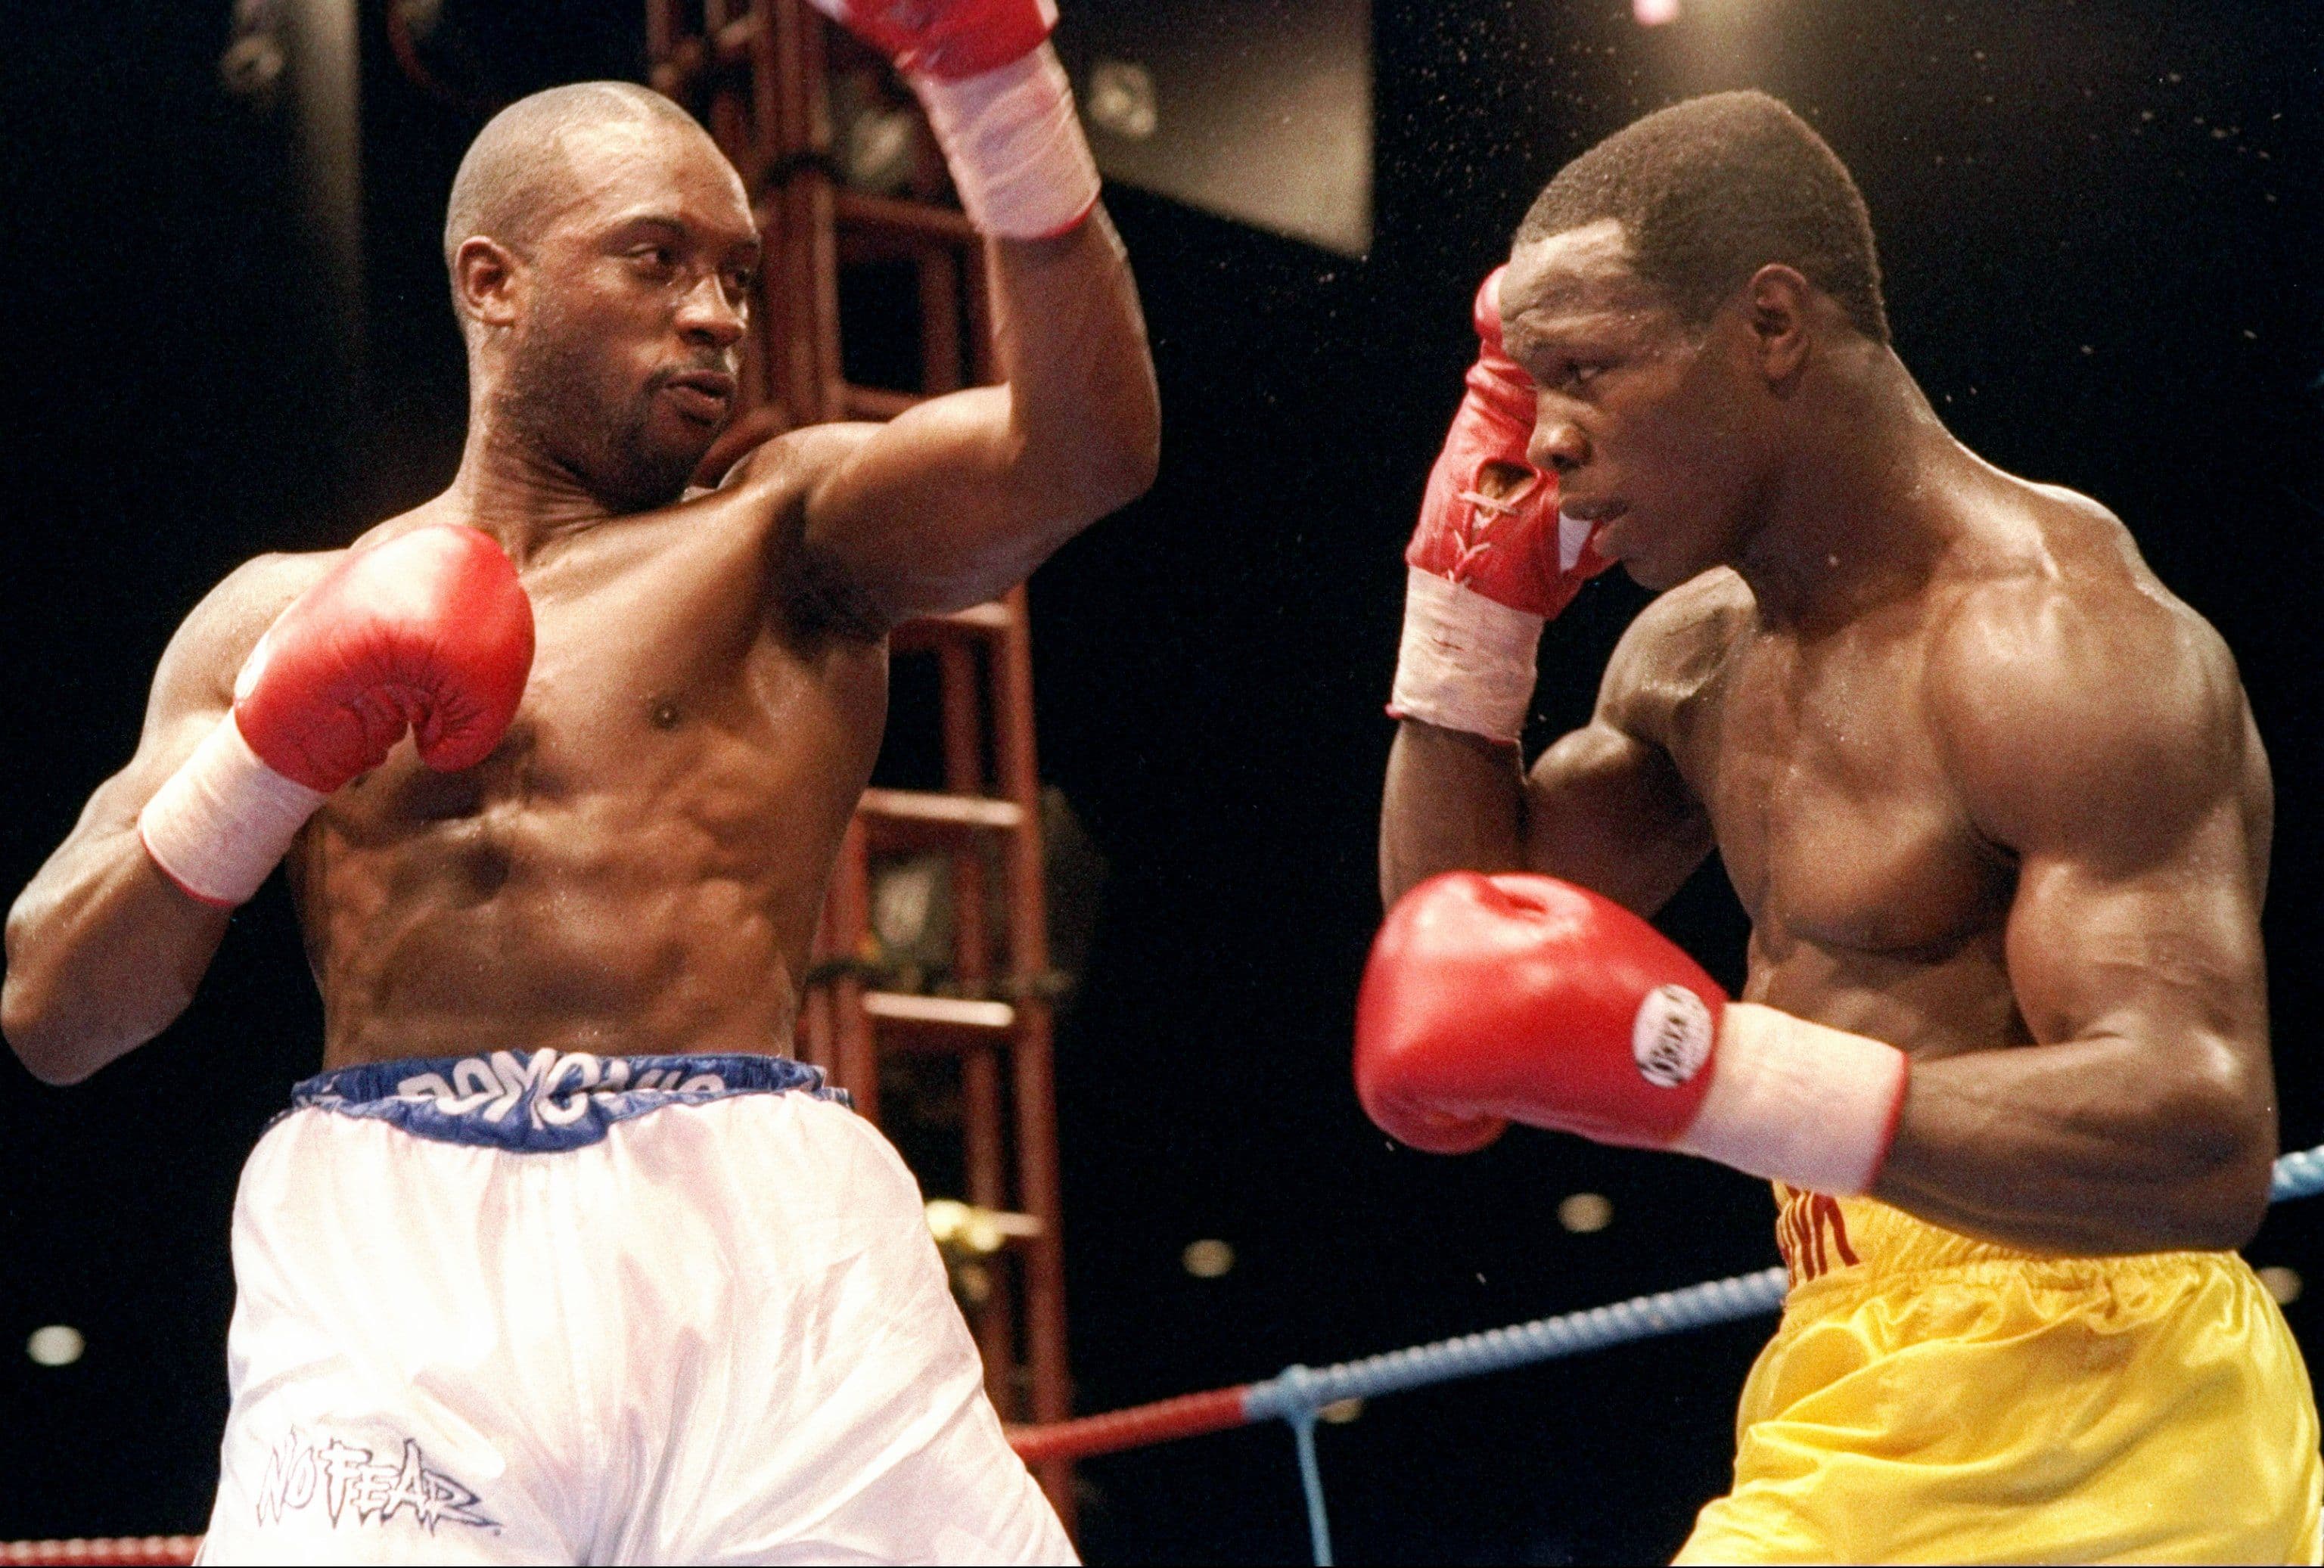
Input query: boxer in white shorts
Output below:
<box><xmin>207</xmin><ymin>1053</ymin><xmax>1058</xmax><ymax>1563</ymax></box>
<box><xmin>1</xmin><ymin>0</ymin><xmax>1159</xmax><ymax>1558</ymax></box>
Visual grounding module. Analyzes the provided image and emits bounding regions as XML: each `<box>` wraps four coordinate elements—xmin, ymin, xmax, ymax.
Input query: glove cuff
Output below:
<box><xmin>1679</xmin><ymin>1001</ymin><xmax>1910</xmax><ymax>1196</ymax></box>
<box><xmin>915</xmin><ymin>44</ymin><xmax>1101</xmax><ymax>240</ymax></box>
<box><xmin>1388</xmin><ymin>567</ymin><xmax>1545</xmax><ymax>744</ymax></box>
<box><xmin>138</xmin><ymin>713</ymin><xmax>328</xmax><ymax>907</ymax></box>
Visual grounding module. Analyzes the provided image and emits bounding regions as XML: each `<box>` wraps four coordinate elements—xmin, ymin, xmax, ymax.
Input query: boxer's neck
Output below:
<box><xmin>1731</xmin><ymin>349</ymin><xmax>1978</xmax><ymax>632</ymax></box>
<box><xmin>440</xmin><ymin>409</ymin><xmax>638</xmax><ymax>558</ymax></box>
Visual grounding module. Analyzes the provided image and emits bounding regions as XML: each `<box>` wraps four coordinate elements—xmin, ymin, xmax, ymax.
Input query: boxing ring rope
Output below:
<box><xmin>14</xmin><ymin>1144</ymin><xmax>2324</xmax><ymax>1567</ymax></box>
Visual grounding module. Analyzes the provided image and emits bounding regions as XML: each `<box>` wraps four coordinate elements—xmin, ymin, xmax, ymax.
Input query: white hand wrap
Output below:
<box><xmin>1387</xmin><ymin>567</ymin><xmax>1545</xmax><ymax>744</ymax></box>
<box><xmin>915</xmin><ymin>43</ymin><xmax>1101</xmax><ymax>239</ymax></box>
<box><xmin>138</xmin><ymin>715</ymin><xmax>327</xmax><ymax>908</ymax></box>
<box><xmin>1678</xmin><ymin>1001</ymin><xmax>1911</xmax><ymax>1196</ymax></box>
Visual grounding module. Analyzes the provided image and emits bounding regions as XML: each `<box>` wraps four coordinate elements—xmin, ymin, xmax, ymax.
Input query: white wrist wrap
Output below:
<box><xmin>1388</xmin><ymin>567</ymin><xmax>1545</xmax><ymax>744</ymax></box>
<box><xmin>915</xmin><ymin>44</ymin><xmax>1101</xmax><ymax>239</ymax></box>
<box><xmin>1678</xmin><ymin>1001</ymin><xmax>1909</xmax><ymax>1196</ymax></box>
<box><xmin>138</xmin><ymin>714</ymin><xmax>328</xmax><ymax>908</ymax></box>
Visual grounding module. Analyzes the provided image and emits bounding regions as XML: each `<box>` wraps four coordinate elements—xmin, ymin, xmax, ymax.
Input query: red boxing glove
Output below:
<box><xmin>1355</xmin><ymin>873</ymin><xmax>1909</xmax><ymax>1197</ymax></box>
<box><xmin>807</xmin><ymin>0</ymin><xmax>1055</xmax><ymax>82</ymax></box>
<box><xmin>139</xmin><ymin>526</ymin><xmax>534</xmax><ymax>906</ymax></box>
<box><xmin>1390</xmin><ymin>270</ymin><xmax>1612</xmax><ymax>743</ymax></box>
<box><xmin>235</xmin><ymin>526</ymin><xmax>533</xmax><ymax>791</ymax></box>
<box><xmin>1406</xmin><ymin>267</ymin><xmax>1603</xmax><ymax>616</ymax></box>
<box><xmin>806</xmin><ymin>0</ymin><xmax>1098</xmax><ymax>239</ymax></box>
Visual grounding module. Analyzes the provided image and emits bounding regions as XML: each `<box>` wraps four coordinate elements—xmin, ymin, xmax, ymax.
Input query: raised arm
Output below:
<box><xmin>790</xmin><ymin>0</ymin><xmax>1157</xmax><ymax>625</ymax></box>
<box><xmin>3</xmin><ymin>556</ymin><xmax>318</xmax><ymax>1082</ymax></box>
<box><xmin>1378</xmin><ymin>267</ymin><xmax>1712</xmax><ymax>910</ymax></box>
<box><xmin>799</xmin><ymin>211</ymin><xmax>1157</xmax><ymax>622</ymax></box>
<box><xmin>1874</xmin><ymin>579</ymin><xmax>2278</xmax><ymax>1253</ymax></box>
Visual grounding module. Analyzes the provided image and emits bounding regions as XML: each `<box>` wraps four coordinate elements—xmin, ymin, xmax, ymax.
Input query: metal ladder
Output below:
<box><xmin>645</xmin><ymin>0</ymin><xmax>1077</xmax><ymax>1522</ymax></box>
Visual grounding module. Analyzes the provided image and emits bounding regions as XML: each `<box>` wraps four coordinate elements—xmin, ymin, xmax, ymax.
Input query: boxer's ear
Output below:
<box><xmin>1741</xmin><ymin>263</ymin><xmax>1813</xmax><ymax>386</ymax></box>
<box><xmin>454</xmin><ymin>236</ymin><xmax>525</xmax><ymax>334</ymax></box>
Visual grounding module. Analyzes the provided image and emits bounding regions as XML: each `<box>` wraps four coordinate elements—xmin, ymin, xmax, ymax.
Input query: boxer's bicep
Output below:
<box><xmin>1939</xmin><ymin>584</ymin><xmax>2264</xmax><ymax>1059</ymax></box>
<box><xmin>1521</xmin><ymin>720</ymin><xmax>1709</xmax><ymax>917</ymax></box>
<box><xmin>2001</xmin><ymin>837</ymin><xmax>2272</xmax><ymax>1165</ymax></box>
<box><xmin>1517</xmin><ymin>574</ymin><xmax>1732</xmax><ymax>914</ymax></box>
<box><xmin>1887</xmin><ymin>810</ymin><xmax>2275</xmax><ymax>1249</ymax></box>
<box><xmin>1895</xmin><ymin>588</ymin><xmax>2277</xmax><ymax>1241</ymax></box>
<box><xmin>799</xmin><ymin>390</ymin><xmax>1062</xmax><ymax>620</ymax></box>
<box><xmin>800</xmin><ymin>219</ymin><xmax>1158</xmax><ymax>623</ymax></box>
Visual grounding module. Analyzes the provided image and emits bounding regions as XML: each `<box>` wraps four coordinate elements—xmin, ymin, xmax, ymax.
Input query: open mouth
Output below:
<box><xmin>1561</xmin><ymin>502</ymin><xmax>1629</xmax><ymax>560</ymax></box>
<box><xmin>660</xmin><ymin>371</ymin><xmax>736</xmax><ymax>423</ymax></box>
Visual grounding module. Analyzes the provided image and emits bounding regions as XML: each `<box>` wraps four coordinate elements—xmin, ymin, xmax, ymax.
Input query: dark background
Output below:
<box><xmin>3</xmin><ymin>2</ymin><xmax>2320</xmax><ymax>1561</ymax></box>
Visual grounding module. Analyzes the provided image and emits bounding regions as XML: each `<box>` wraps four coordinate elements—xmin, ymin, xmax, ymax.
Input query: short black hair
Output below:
<box><xmin>1517</xmin><ymin>92</ymin><xmax>1888</xmax><ymax>345</ymax></box>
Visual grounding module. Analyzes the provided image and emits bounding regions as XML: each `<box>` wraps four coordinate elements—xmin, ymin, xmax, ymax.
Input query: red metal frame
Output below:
<box><xmin>648</xmin><ymin>0</ymin><xmax>1077</xmax><ymax>1523</ymax></box>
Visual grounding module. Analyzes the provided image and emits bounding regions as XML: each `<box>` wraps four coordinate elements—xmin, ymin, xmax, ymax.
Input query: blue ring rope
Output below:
<box><xmin>1251</xmin><ymin>1140</ymin><xmax>2324</xmax><ymax>1566</ymax></box>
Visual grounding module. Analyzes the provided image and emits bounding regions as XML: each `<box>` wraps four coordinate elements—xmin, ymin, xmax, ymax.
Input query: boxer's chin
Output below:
<box><xmin>604</xmin><ymin>406</ymin><xmax>722</xmax><ymax>511</ymax></box>
<box><xmin>1623</xmin><ymin>557</ymin><xmax>1690</xmax><ymax>592</ymax></box>
<box><xmin>597</xmin><ymin>439</ymin><xmax>709</xmax><ymax>514</ymax></box>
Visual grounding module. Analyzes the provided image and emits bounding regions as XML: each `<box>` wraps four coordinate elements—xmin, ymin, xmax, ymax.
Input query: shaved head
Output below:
<box><xmin>443</xmin><ymin>81</ymin><xmax>715</xmax><ymax>297</ymax></box>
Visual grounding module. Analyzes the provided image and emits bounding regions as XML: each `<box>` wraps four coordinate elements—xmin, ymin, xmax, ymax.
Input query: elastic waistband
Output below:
<box><xmin>284</xmin><ymin>1049</ymin><xmax>847</xmax><ymax>1152</ymax></box>
<box><xmin>1774</xmin><ymin>1183</ymin><xmax>2240</xmax><ymax>1311</ymax></box>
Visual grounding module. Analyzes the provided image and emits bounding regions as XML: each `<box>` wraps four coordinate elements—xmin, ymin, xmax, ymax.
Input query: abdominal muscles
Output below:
<box><xmin>297</xmin><ymin>768</ymin><xmax>835</xmax><ymax>1067</ymax></box>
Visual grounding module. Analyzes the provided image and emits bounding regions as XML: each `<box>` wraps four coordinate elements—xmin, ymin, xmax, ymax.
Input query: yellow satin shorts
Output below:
<box><xmin>1674</xmin><ymin>1187</ymin><xmax>2322</xmax><ymax>1565</ymax></box>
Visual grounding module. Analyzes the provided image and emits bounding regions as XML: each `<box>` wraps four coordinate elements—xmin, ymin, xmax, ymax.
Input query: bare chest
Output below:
<box><xmin>316</xmin><ymin>513</ymin><xmax>887</xmax><ymax>875</ymax></box>
<box><xmin>1676</xmin><ymin>621</ymin><xmax>2012</xmax><ymax>961</ymax></box>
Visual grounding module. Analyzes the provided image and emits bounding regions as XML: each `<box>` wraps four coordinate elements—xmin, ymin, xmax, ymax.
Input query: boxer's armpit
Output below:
<box><xmin>781</xmin><ymin>539</ymin><xmax>893</xmax><ymax>644</ymax></box>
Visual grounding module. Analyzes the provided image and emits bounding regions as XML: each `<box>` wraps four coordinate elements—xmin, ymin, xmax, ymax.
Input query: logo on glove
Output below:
<box><xmin>1631</xmin><ymin>984</ymin><xmax>1713</xmax><ymax>1088</ymax></box>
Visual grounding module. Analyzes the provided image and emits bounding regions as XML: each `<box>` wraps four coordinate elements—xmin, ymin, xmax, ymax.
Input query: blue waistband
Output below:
<box><xmin>286</xmin><ymin>1050</ymin><xmax>847</xmax><ymax>1152</ymax></box>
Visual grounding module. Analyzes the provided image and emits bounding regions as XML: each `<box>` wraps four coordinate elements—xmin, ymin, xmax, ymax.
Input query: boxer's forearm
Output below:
<box><xmin>986</xmin><ymin>206</ymin><xmax>1160</xmax><ymax>526</ymax></box>
<box><xmin>4</xmin><ymin>827</ymin><xmax>230</xmax><ymax>1083</ymax></box>
<box><xmin>1872</xmin><ymin>1030</ymin><xmax>2275</xmax><ymax>1253</ymax></box>
<box><xmin>1380</xmin><ymin>720</ymin><xmax>1526</xmax><ymax>908</ymax></box>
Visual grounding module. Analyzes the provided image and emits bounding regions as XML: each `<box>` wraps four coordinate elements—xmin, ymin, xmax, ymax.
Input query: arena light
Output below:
<box><xmin>26</xmin><ymin>1325</ymin><xmax>84</xmax><ymax>1368</ymax></box>
<box><xmin>1557</xmin><ymin>1192</ymin><xmax>1614</xmax><ymax>1233</ymax></box>
<box><xmin>1182</xmin><ymin>1238</ymin><xmax>1236</xmax><ymax>1278</ymax></box>
<box><xmin>1635</xmin><ymin>0</ymin><xmax>1682</xmax><ymax>24</ymax></box>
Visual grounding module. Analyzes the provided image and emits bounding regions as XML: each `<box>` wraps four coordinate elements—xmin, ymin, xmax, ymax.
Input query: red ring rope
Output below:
<box><xmin>0</xmin><ymin>1539</ymin><xmax>200</xmax><ymax>1566</ymax></box>
<box><xmin>1007</xmin><ymin>1383</ymin><xmax>1254</xmax><ymax>1465</ymax></box>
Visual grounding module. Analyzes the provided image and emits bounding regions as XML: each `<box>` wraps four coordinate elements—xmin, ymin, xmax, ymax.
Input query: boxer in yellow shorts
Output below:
<box><xmin>1676</xmin><ymin>1188</ymin><xmax>2321</xmax><ymax>1563</ymax></box>
<box><xmin>1365</xmin><ymin>91</ymin><xmax>2319</xmax><ymax>1563</ymax></box>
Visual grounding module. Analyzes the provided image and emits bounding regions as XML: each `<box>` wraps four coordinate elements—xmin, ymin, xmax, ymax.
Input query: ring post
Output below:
<box><xmin>1270</xmin><ymin>1365</ymin><xmax>1335</xmax><ymax>1566</ymax></box>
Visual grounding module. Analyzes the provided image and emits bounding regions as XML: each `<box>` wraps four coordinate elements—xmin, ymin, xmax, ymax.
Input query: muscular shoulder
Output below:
<box><xmin>1927</xmin><ymin>491</ymin><xmax>2251</xmax><ymax>865</ymax></box>
<box><xmin>1597</xmin><ymin>567</ymin><xmax>1754</xmax><ymax>747</ymax></box>
<box><xmin>720</xmin><ymin>421</ymin><xmax>879</xmax><ymax>498</ymax></box>
<box><xmin>152</xmin><ymin>551</ymin><xmax>340</xmax><ymax>711</ymax></box>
